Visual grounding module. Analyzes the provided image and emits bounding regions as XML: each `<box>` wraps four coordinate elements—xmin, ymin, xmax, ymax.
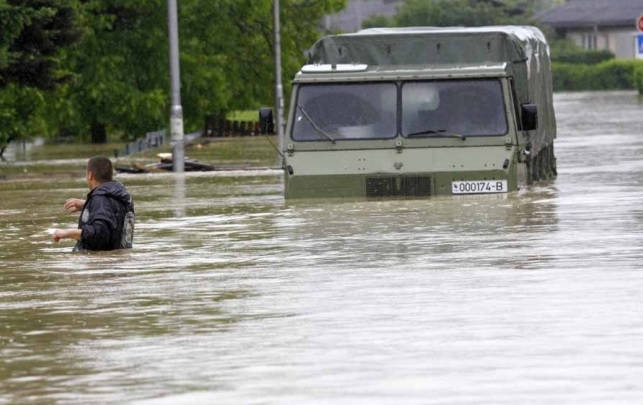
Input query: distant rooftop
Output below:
<box><xmin>323</xmin><ymin>0</ymin><xmax>403</xmax><ymax>33</ymax></box>
<box><xmin>537</xmin><ymin>0</ymin><xmax>643</xmax><ymax>28</ymax></box>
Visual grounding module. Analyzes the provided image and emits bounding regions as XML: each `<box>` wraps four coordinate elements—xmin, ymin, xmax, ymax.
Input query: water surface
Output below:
<box><xmin>1</xmin><ymin>91</ymin><xmax>643</xmax><ymax>404</ymax></box>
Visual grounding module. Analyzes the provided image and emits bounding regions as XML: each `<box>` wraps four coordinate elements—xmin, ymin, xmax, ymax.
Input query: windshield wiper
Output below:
<box><xmin>297</xmin><ymin>104</ymin><xmax>336</xmax><ymax>144</ymax></box>
<box><xmin>406</xmin><ymin>129</ymin><xmax>466</xmax><ymax>141</ymax></box>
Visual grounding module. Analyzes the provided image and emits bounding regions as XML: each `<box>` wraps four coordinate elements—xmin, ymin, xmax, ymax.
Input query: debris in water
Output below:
<box><xmin>115</xmin><ymin>154</ymin><xmax>216</xmax><ymax>174</ymax></box>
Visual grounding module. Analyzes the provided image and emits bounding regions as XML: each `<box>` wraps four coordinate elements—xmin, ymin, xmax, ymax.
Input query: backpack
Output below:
<box><xmin>119</xmin><ymin>201</ymin><xmax>135</xmax><ymax>249</ymax></box>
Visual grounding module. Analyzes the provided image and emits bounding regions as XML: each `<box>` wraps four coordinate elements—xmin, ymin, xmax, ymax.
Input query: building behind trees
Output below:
<box><xmin>537</xmin><ymin>0</ymin><xmax>643</xmax><ymax>59</ymax></box>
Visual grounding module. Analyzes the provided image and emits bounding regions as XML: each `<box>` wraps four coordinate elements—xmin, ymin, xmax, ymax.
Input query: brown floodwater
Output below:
<box><xmin>1</xmin><ymin>91</ymin><xmax>643</xmax><ymax>404</ymax></box>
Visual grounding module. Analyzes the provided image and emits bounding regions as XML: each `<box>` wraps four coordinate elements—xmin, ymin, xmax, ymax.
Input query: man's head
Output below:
<box><xmin>86</xmin><ymin>156</ymin><xmax>113</xmax><ymax>189</ymax></box>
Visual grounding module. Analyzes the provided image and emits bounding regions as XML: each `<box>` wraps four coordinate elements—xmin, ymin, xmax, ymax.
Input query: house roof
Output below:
<box><xmin>537</xmin><ymin>0</ymin><xmax>643</xmax><ymax>29</ymax></box>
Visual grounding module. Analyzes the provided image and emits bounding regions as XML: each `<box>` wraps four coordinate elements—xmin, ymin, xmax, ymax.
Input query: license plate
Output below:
<box><xmin>452</xmin><ymin>180</ymin><xmax>508</xmax><ymax>194</ymax></box>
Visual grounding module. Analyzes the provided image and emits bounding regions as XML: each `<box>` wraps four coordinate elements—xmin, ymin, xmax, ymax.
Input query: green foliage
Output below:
<box><xmin>48</xmin><ymin>0</ymin><xmax>170</xmax><ymax>141</ymax></box>
<box><xmin>594</xmin><ymin>60</ymin><xmax>639</xmax><ymax>89</ymax></box>
<box><xmin>552</xmin><ymin>60</ymin><xmax>643</xmax><ymax>92</ymax></box>
<box><xmin>1</xmin><ymin>0</ymin><xmax>346</xmax><ymax>146</ymax></box>
<box><xmin>48</xmin><ymin>0</ymin><xmax>346</xmax><ymax>141</ymax></box>
<box><xmin>179</xmin><ymin>0</ymin><xmax>346</xmax><ymax>123</ymax></box>
<box><xmin>0</xmin><ymin>84</ymin><xmax>47</xmax><ymax>146</ymax></box>
<box><xmin>362</xmin><ymin>14</ymin><xmax>394</xmax><ymax>29</ymax></box>
<box><xmin>549</xmin><ymin>38</ymin><xmax>614</xmax><ymax>64</ymax></box>
<box><xmin>554</xmin><ymin>49</ymin><xmax>615</xmax><ymax>65</ymax></box>
<box><xmin>227</xmin><ymin>110</ymin><xmax>259</xmax><ymax>122</ymax></box>
<box><xmin>0</xmin><ymin>0</ymin><xmax>82</xmax><ymax>89</ymax></box>
<box><xmin>363</xmin><ymin>0</ymin><xmax>538</xmax><ymax>28</ymax></box>
<box><xmin>635</xmin><ymin>64</ymin><xmax>643</xmax><ymax>95</ymax></box>
<box><xmin>0</xmin><ymin>0</ymin><xmax>82</xmax><ymax>148</ymax></box>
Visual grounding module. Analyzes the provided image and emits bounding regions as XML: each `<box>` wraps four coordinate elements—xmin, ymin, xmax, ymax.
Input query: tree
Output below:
<box><xmin>47</xmin><ymin>1</ymin><xmax>170</xmax><ymax>143</ymax></box>
<box><xmin>3</xmin><ymin>0</ymin><xmax>348</xmax><ymax>149</ymax></box>
<box><xmin>0</xmin><ymin>0</ymin><xmax>82</xmax><ymax>153</ymax></box>
<box><xmin>178</xmin><ymin>0</ymin><xmax>347</xmax><ymax>125</ymax></box>
<box><xmin>364</xmin><ymin>0</ymin><xmax>540</xmax><ymax>29</ymax></box>
<box><xmin>0</xmin><ymin>0</ymin><xmax>81</xmax><ymax>89</ymax></box>
<box><xmin>0</xmin><ymin>83</ymin><xmax>47</xmax><ymax>157</ymax></box>
<box><xmin>45</xmin><ymin>0</ymin><xmax>346</xmax><ymax>143</ymax></box>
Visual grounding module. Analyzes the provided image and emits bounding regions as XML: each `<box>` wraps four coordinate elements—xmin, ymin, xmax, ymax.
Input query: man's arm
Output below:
<box><xmin>79</xmin><ymin>219</ymin><xmax>114</xmax><ymax>250</ymax></box>
<box><xmin>53</xmin><ymin>229</ymin><xmax>82</xmax><ymax>242</ymax></box>
<box><xmin>64</xmin><ymin>198</ymin><xmax>86</xmax><ymax>213</ymax></box>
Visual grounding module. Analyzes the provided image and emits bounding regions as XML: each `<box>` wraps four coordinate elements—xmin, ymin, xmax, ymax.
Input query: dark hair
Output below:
<box><xmin>87</xmin><ymin>156</ymin><xmax>113</xmax><ymax>183</ymax></box>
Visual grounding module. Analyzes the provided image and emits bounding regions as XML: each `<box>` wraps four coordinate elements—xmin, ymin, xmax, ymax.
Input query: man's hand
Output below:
<box><xmin>52</xmin><ymin>229</ymin><xmax>82</xmax><ymax>242</ymax></box>
<box><xmin>64</xmin><ymin>198</ymin><xmax>85</xmax><ymax>213</ymax></box>
<box><xmin>53</xmin><ymin>229</ymin><xmax>67</xmax><ymax>242</ymax></box>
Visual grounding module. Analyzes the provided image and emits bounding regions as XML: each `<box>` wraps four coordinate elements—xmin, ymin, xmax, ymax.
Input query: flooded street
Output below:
<box><xmin>2</xmin><ymin>91</ymin><xmax>643</xmax><ymax>404</ymax></box>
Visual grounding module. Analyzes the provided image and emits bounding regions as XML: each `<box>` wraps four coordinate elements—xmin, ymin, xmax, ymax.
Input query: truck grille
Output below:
<box><xmin>366</xmin><ymin>176</ymin><xmax>432</xmax><ymax>197</ymax></box>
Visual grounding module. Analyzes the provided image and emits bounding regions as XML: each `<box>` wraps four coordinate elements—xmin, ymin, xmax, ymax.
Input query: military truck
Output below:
<box><xmin>279</xmin><ymin>26</ymin><xmax>556</xmax><ymax>198</ymax></box>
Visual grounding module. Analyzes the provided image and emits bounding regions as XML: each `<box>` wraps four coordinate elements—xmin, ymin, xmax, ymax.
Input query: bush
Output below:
<box><xmin>552</xmin><ymin>63</ymin><xmax>590</xmax><ymax>91</ymax></box>
<box><xmin>552</xmin><ymin>60</ymin><xmax>643</xmax><ymax>91</ymax></box>
<box><xmin>548</xmin><ymin>38</ymin><xmax>614</xmax><ymax>65</ymax></box>
<box><xmin>595</xmin><ymin>60</ymin><xmax>639</xmax><ymax>89</ymax></box>
<box><xmin>635</xmin><ymin>64</ymin><xmax>643</xmax><ymax>95</ymax></box>
<box><xmin>552</xmin><ymin>49</ymin><xmax>615</xmax><ymax>65</ymax></box>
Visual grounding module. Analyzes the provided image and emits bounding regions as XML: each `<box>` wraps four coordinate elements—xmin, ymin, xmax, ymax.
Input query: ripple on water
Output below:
<box><xmin>1</xmin><ymin>91</ymin><xmax>643</xmax><ymax>403</ymax></box>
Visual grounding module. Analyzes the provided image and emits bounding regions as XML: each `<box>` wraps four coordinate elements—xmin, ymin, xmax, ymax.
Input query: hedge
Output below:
<box><xmin>552</xmin><ymin>60</ymin><xmax>643</xmax><ymax>92</ymax></box>
<box><xmin>551</xmin><ymin>49</ymin><xmax>615</xmax><ymax>65</ymax></box>
<box><xmin>635</xmin><ymin>64</ymin><xmax>643</xmax><ymax>94</ymax></box>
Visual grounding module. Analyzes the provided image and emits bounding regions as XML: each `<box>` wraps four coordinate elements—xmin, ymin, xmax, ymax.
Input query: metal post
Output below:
<box><xmin>273</xmin><ymin>0</ymin><xmax>285</xmax><ymax>167</ymax></box>
<box><xmin>167</xmin><ymin>0</ymin><xmax>184</xmax><ymax>172</ymax></box>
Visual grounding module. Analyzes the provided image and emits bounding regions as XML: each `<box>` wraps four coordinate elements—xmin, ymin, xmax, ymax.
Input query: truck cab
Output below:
<box><xmin>282</xmin><ymin>27</ymin><xmax>557</xmax><ymax>198</ymax></box>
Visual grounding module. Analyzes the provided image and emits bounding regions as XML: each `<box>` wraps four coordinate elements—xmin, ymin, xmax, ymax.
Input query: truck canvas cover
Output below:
<box><xmin>305</xmin><ymin>26</ymin><xmax>556</xmax><ymax>154</ymax></box>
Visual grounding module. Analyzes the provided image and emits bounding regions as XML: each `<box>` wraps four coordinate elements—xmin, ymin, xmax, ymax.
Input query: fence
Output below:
<box><xmin>114</xmin><ymin>116</ymin><xmax>273</xmax><ymax>158</ymax></box>
<box><xmin>115</xmin><ymin>129</ymin><xmax>202</xmax><ymax>158</ymax></box>
<box><xmin>203</xmin><ymin>116</ymin><xmax>272</xmax><ymax>138</ymax></box>
<box><xmin>114</xmin><ymin>129</ymin><xmax>166</xmax><ymax>158</ymax></box>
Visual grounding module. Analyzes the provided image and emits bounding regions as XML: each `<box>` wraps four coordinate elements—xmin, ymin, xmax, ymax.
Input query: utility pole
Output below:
<box><xmin>167</xmin><ymin>0</ymin><xmax>184</xmax><ymax>172</ymax></box>
<box><xmin>273</xmin><ymin>0</ymin><xmax>285</xmax><ymax>167</ymax></box>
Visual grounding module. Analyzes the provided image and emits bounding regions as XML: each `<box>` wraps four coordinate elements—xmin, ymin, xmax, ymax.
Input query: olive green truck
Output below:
<box><xmin>281</xmin><ymin>26</ymin><xmax>557</xmax><ymax>198</ymax></box>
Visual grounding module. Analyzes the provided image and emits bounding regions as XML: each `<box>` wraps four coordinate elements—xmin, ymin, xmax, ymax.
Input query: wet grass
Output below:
<box><xmin>186</xmin><ymin>136</ymin><xmax>279</xmax><ymax>166</ymax></box>
<box><xmin>226</xmin><ymin>110</ymin><xmax>259</xmax><ymax>122</ymax></box>
<box><xmin>119</xmin><ymin>136</ymin><xmax>279</xmax><ymax>168</ymax></box>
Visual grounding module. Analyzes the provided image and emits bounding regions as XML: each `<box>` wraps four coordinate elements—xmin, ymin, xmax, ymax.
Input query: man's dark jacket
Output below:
<box><xmin>75</xmin><ymin>181</ymin><xmax>135</xmax><ymax>251</ymax></box>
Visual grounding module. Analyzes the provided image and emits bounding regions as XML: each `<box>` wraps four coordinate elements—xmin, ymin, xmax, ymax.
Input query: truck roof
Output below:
<box><xmin>294</xmin><ymin>62</ymin><xmax>510</xmax><ymax>83</ymax></box>
<box><xmin>305</xmin><ymin>26</ymin><xmax>548</xmax><ymax>68</ymax></box>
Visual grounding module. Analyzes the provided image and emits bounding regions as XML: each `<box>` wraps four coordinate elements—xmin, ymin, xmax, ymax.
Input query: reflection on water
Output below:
<box><xmin>1</xmin><ymin>138</ymin><xmax>45</xmax><ymax>162</ymax></box>
<box><xmin>173</xmin><ymin>174</ymin><xmax>186</xmax><ymax>218</ymax></box>
<box><xmin>1</xmin><ymin>91</ymin><xmax>643</xmax><ymax>403</ymax></box>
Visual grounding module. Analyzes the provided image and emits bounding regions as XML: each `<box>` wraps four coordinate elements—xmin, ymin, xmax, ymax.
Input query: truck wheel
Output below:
<box><xmin>542</xmin><ymin>145</ymin><xmax>551</xmax><ymax>180</ymax></box>
<box><xmin>550</xmin><ymin>144</ymin><xmax>557</xmax><ymax>176</ymax></box>
<box><xmin>528</xmin><ymin>155</ymin><xmax>539</xmax><ymax>183</ymax></box>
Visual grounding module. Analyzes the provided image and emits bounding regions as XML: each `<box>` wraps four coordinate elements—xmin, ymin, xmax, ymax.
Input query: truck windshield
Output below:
<box><xmin>402</xmin><ymin>79</ymin><xmax>507</xmax><ymax>137</ymax></box>
<box><xmin>292</xmin><ymin>83</ymin><xmax>397</xmax><ymax>141</ymax></box>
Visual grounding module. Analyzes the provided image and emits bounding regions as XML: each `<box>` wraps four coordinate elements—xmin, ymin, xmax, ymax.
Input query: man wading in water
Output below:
<box><xmin>52</xmin><ymin>156</ymin><xmax>135</xmax><ymax>251</ymax></box>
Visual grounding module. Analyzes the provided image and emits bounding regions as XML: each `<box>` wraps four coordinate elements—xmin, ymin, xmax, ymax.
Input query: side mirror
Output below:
<box><xmin>259</xmin><ymin>107</ymin><xmax>274</xmax><ymax>134</ymax></box>
<box><xmin>521</xmin><ymin>103</ymin><xmax>538</xmax><ymax>131</ymax></box>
